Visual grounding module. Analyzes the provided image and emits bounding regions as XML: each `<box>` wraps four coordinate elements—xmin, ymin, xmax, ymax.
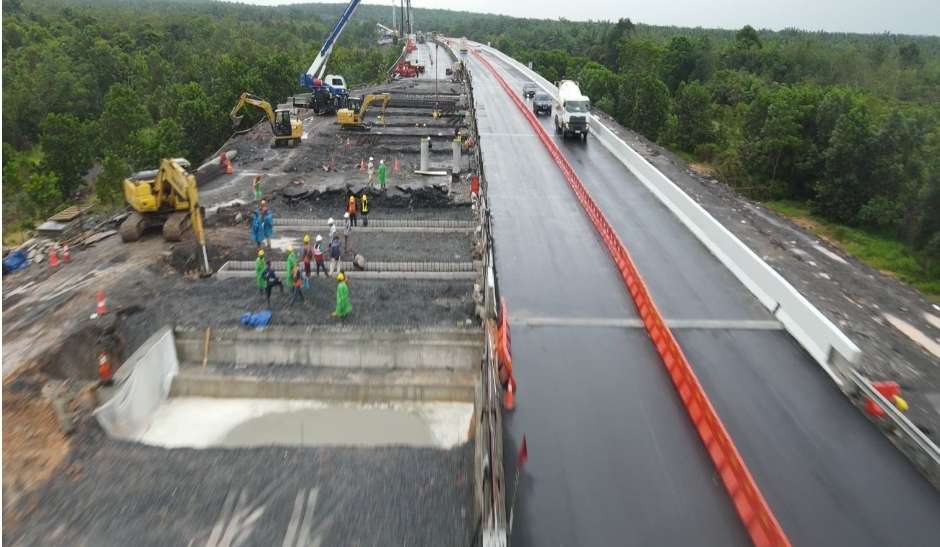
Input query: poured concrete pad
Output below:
<box><xmin>139</xmin><ymin>397</ymin><xmax>472</xmax><ymax>449</ymax></box>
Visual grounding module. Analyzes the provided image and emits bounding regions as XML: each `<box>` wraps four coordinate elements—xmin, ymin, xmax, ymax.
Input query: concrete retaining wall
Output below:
<box><xmin>175</xmin><ymin>327</ymin><xmax>483</xmax><ymax>370</ymax></box>
<box><xmin>171</xmin><ymin>368</ymin><xmax>475</xmax><ymax>403</ymax></box>
<box><xmin>478</xmin><ymin>43</ymin><xmax>861</xmax><ymax>383</ymax></box>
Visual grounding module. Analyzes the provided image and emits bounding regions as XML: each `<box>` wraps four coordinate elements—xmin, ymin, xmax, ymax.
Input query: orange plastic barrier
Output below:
<box><xmin>473</xmin><ymin>50</ymin><xmax>790</xmax><ymax>547</ymax></box>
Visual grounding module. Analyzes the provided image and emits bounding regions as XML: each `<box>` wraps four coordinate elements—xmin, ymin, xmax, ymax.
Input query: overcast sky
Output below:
<box><xmin>236</xmin><ymin>1</ymin><xmax>940</xmax><ymax>36</ymax></box>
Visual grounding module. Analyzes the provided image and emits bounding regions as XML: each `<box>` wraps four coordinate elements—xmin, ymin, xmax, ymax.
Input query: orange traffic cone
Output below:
<box><xmin>359</xmin><ymin>159</ymin><xmax>365</xmax><ymax>172</ymax></box>
<box><xmin>393</xmin><ymin>158</ymin><xmax>400</xmax><ymax>172</ymax></box>
<box><xmin>96</xmin><ymin>289</ymin><xmax>107</xmax><ymax>316</ymax></box>
<box><xmin>98</xmin><ymin>353</ymin><xmax>114</xmax><ymax>385</ymax></box>
<box><xmin>345</xmin><ymin>137</ymin><xmax>351</xmax><ymax>150</ymax></box>
<box><xmin>61</xmin><ymin>244</ymin><xmax>72</xmax><ymax>263</ymax></box>
<box><xmin>48</xmin><ymin>246</ymin><xmax>60</xmax><ymax>268</ymax></box>
<box><xmin>503</xmin><ymin>377</ymin><xmax>516</xmax><ymax>411</ymax></box>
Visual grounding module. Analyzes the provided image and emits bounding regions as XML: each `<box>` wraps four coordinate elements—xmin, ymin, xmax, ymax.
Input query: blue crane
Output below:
<box><xmin>299</xmin><ymin>0</ymin><xmax>362</xmax><ymax>104</ymax></box>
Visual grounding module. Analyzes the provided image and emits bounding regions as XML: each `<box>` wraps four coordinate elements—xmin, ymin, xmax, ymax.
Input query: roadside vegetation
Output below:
<box><xmin>1</xmin><ymin>0</ymin><xmax>398</xmax><ymax>235</ymax></box>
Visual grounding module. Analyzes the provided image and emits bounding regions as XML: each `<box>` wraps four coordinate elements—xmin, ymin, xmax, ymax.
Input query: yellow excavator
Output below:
<box><xmin>230</xmin><ymin>92</ymin><xmax>304</xmax><ymax>147</ymax></box>
<box><xmin>120</xmin><ymin>158</ymin><xmax>210</xmax><ymax>274</ymax></box>
<box><xmin>336</xmin><ymin>93</ymin><xmax>391</xmax><ymax>129</ymax></box>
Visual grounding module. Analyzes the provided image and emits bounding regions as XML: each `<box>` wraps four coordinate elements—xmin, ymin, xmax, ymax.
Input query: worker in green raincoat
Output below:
<box><xmin>332</xmin><ymin>272</ymin><xmax>352</xmax><ymax>318</ymax></box>
<box><xmin>255</xmin><ymin>248</ymin><xmax>266</xmax><ymax>296</ymax></box>
<box><xmin>284</xmin><ymin>244</ymin><xmax>298</xmax><ymax>288</ymax></box>
<box><xmin>377</xmin><ymin>159</ymin><xmax>388</xmax><ymax>190</ymax></box>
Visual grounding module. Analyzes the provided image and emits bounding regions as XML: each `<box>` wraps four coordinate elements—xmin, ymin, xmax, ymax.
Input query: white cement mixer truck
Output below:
<box><xmin>554</xmin><ymin>80</ymin><xmax>590</xmax><ymax>141</ymax></box>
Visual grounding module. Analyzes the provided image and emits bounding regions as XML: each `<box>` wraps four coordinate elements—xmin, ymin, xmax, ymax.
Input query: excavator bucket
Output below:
<box><xmin>231</xmin><ymin>114</ymin><xmax>244</xmax><ymax>128</ymax></box>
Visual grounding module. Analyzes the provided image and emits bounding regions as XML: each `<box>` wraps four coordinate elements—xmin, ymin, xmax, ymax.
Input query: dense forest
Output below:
<box><xmin>1</xmin><ymin>0</ymin><xmax>397</xmax><ymax>233</ymax></box>
<box><xmin>3</xmin><ymin>1</ymin><xmax>939</xmax><ymax>292</ymax></box>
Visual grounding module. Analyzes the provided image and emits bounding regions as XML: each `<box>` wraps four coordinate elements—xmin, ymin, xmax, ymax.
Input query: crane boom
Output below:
<box><xmin>303</xmin><ymin>0</ymin><xmax>362</xmax><ymax>86</ymax></box>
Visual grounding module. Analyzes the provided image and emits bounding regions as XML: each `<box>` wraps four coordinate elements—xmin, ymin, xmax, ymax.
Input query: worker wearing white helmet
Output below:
<box><xmin>343</xmin><ymin>211</ymin><xmax>352</xmax><ymax>251</ymax></box>
<box><xmin>328</xmin><ymin>217</ymin><xmax>336</xmax><ymax>241</ymax></box>
<box><xmin>313</xmin><ymin>234</ymin><xmax>326</xmax><ymax>277</ymax></box>
<box><xmin>367</xmin><ymin>156</ymin><xmax>375</xmax><ymax>186</ymax></box>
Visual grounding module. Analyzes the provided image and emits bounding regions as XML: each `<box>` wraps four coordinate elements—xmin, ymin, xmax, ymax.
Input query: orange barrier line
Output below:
<box><xmin>472</xmin><ymin>49</ymin><xmax>790</xmax><ymax>547</ymax></box>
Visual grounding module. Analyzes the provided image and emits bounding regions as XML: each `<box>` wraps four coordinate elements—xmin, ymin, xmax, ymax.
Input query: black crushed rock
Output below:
<box><xmin>3</xmin><ymin>424</ymin><xmax>474</xmax><ymax>547</ymax></box>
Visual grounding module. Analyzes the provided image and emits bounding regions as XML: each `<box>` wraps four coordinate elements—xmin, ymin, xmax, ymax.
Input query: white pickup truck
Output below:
<box><xmin>554</xmin><ymin>80</ymin><xmax>590</xmax><ymax>141</ymax></box>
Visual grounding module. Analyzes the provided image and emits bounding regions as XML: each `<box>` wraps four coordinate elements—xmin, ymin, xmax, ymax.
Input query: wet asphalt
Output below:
<box><xmin>472</xmin><ymin>49</ymin><xmax>940</xmax><ymax>546</ymax></box>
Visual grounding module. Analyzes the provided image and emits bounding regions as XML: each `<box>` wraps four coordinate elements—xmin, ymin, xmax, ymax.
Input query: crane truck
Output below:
<box><xmin>554</xmin><ymin>80</ymin><xmax>591</xmax><ymax>141</ymax></box>
<box><xmin>296</xmin><ymin>0</ymin><xmax>362</xmax><ymax>114</ymax></box>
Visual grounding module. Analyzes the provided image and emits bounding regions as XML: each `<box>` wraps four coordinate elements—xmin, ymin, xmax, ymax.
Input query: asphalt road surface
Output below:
<box><xmin>470</xmin><ymin>47</ymin><xmax>940</xmax><ymax>546</ymax></box>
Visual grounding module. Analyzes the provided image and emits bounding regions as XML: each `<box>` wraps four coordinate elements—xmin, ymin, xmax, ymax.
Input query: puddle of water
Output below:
<box><xmin>138</xmin><ymin>398</ymin><xmax>472</xmax><ymax>449</ymax></box>
<box><xmin>884</xmin><ymin>313</ymin><xmax>940</xmax><ymax>360</ymax></box>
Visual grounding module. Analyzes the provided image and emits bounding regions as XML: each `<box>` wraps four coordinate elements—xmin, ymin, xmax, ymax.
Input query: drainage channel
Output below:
<box><xmin>275</xmin><ymin>218</ymin><xmax>476</xmax><ymax>233</ymax></box>
<box><xmin>217</xmin><ymin>260</ymin><xmax>481</xmax><ymax>280</ymax></box>
<box><xmin>96</xmin><ymin>326</ymin><xmax>483</xmax><ymax>451</ymax></box>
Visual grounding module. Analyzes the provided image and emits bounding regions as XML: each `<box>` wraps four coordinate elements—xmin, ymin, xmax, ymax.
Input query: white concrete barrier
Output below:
<box><xmin>94</xmin><ymin>326</ymin><xmax>179</xmax><ymax>439</ymax></box>
<box><xmin>476</xmin><ymin>43</ymin><xmax>861</xmax><ymax>383</ymax></box>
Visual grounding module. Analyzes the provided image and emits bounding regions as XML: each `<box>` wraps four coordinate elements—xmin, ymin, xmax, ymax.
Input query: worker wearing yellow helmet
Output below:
<box><xmin>332</xmin><ymin>271</ymin><xmax>351</xmax><ymax>318</ymax></box>
<box><xmin>284</xmin><ymin>243</ymin><xmax>298</xmax><ymax>291</ymax></box>
<box><xmin>255</xmin><ymin>248</ymin><xmax>266</xmax><ymax>296</ymax></box>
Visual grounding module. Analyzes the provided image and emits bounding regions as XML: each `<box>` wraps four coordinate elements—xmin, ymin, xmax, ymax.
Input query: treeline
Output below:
<box><xmin>2</xmin><ymin>0</ymin><xmax>396</xmax><ymax>232</ymax></box>
<box><xmin>439</xmin><ymin>16</ymin><xmax>940</xmax><ymax>269</ymax></box>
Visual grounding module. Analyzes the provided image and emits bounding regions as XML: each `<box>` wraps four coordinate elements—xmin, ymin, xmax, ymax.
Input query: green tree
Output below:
<box><xmin>673</xmin><ymin>81</ymin><xmax>715</xmax><ymax>151</ymax></box>
<box><xmin>39</xmin><ymin>113</ymin><xmax>96</xmax><ymax>197</ymax></box>
<box><xmin>617</xmin><ymin>72</ymin><xmax>671</xmax><ymax>141</ymax></box>
<box><xmin>96</xmin><ymin>154</ymin><xmax>132</xmax><ymax>206</ymax></box>
<box><xmin>814</xmin><ymin>104</ymin><xmax>878</xmax><ymax>223</ymax></box>
<box><xmin>99</xmin><ymin>84</ymin><xmax>152</xmax><ymax>158</ymax></box>
<box><xmin>131</xmin><ymin>118</ymin><xmax>186</xmax><ymax>169</ymax></box>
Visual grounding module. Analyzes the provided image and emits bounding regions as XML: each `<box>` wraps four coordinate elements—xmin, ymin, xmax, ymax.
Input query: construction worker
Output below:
<box><xmin>252</xmin><ymin>175</ymin><xmax>264</xmax><ymax>202</ymax></box>
<box><xmin>347</xmin><ymin>194</ymin><xmax>358</xmax><ymax>226</ymax></box>
<box><xmin>332</xmin><ymin>272</ymin><xmax>352</xmax><ymax>318</ymax></box>
<box><xmin>367</xmin><ymin>156</ymin><xmax>375</xmax><ymax>186</ymax></box>
<box><xmin>313</xmin><ymin>234</ymin><xmax>327</xmax><ymax>277</ymax></box>
<box><xmin>288</xmin><ymin>264</ymin><xmax>304</xmax><ymax>306</ymax></box>
<box><xmin>343</xmin><ymin>212</ymin><xmax>352</xmax><ymax>253</ymax></box>
<box><xmin>360</xmin><ymin>193</ymin><xmax>370</xmax><ymax>227</ymax></box>
<box><xmin>262</xmin><ymin>259</ymin><xmax>284</xmax><ymax>306</ymax></box>
<box><xmin>377</xmin><ymin>159</ymin><xmax>388</xmax><ymax>190</ymax></box>
<box><xmin>329</xmin><ymin>234</ymin><xmax>342</xmax><ymax>275</ymax></box>
<box><xmin>301</xmin><ymin>234</ymin><xmax>313</xmax><ymax>287</ymax></box>
<box><xmin>285</xmin><ymin>244</ymin><xmax>297</xmax><ymax>287</ymax></box>
<box><xmin>251</xmin><ymin>199</ymin><xmax>274</xmax><ymax>248</ymax></box>
<box><xmin>255</xmin><ymin>249</ymin><xmax>266</xmax><ymax>296</ymax></box>
<box><xmin>328</xmin><ymin>217</ymin><xmax>337</xmax><ymax>242</ymax></box>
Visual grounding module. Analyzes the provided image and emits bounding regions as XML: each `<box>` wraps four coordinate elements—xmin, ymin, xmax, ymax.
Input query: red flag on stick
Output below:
<box><xmin>517</xmin><ymin>435</ymin><xmax>528</xmax><ymax>469</ymax></box>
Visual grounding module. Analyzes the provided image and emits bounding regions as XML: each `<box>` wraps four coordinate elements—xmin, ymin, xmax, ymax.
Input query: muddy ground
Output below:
<box><xmin>594</xmin><ymin>109</ymin><xmax>940</xmax><ymax>438</ymax></box>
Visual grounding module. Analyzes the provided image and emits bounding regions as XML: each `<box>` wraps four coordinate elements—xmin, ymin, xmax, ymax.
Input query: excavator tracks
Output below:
<box><xmin>119</xmin><ymin>211</ymin><xmax>146</xmax><ymax>242</ymax></box>
<box><xmin>162</xmin><ymin>211</ymin><xmax>191</xmax><ymax>242</ymax></box>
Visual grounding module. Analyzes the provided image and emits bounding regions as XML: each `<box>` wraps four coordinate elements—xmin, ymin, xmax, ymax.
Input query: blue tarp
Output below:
<box><xmin>2</xmin><ymin>251</ymin><xmax>28</xmax><ymax>274</ymax></box>
<box><xmin>240</xmin><ymin>310</ymin><xmax>272</xmax><ymax>327</ymax></box>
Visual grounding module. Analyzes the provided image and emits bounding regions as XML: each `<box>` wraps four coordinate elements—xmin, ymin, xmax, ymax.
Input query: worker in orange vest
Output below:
<box><xmin>346</xmin><ymin>194</ymin><xmax>358</xmax><ymax>226</ymax></box>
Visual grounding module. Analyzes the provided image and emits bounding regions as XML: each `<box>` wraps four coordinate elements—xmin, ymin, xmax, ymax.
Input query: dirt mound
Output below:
<box><xmin>167</xmin><ymin>242</ymin><xmax>234</xmax><ymax>276</ymax></box>
<box><xmin>32</xmin><ymin>317</ymin><xmax>125</xmax><ymax>382</ymax></box>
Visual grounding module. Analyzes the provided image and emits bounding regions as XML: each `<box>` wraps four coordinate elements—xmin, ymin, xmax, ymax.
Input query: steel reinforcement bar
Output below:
<box><xmin>472</xmin><ymin>49</ymin><xmax>790</xmax><ymax>547</ymax></box>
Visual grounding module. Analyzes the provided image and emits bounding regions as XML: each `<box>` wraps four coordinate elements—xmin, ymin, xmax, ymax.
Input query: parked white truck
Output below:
<box><xmin>554</xmin><ymin>80</ymin><xmax>590</xmax><ymax>141</ymax></box>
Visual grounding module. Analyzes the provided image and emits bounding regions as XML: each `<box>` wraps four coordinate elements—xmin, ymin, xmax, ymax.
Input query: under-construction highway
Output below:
<box><xmin>464</xmin><ymin>43</ymin><xmax>940</xmax><ymax>546</ymax></box>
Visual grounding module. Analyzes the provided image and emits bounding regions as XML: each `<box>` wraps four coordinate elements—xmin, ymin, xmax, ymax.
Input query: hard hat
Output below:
<box><xmin>328</xmin><ymin>217</ymin><xmax>334</xmax><ymax>224</ymax></box>
<box><xmin>349</xmin><ymin>195</ymin><xmax>355</xmax><ymax>201</ymax></box>
<box><xmin>258</xmin><ymin>249</ymin><xmax>265</xmax><ymax>257</ymax></box>
<box><xmin>287</xmin><ymin>244</ymin><xmax>293</xmax><ymax>252</ymax></box>
<box><xmin>337</xmin><ymin>272</ymin><xmax>346</xmax><ymax>281</ymax></box>
<box><xmin>380</xmin><ymin>159</ymin><xmax>385</xmax><ymax>164</ymax></box>
<box><xmin>316</xmin><ymin>234</ymin><xmax>323</xmax><ymax>242</ymax></box>
<box><xmin>344</xmin><ymin>212</ymin><xmax>350</xmax><ymax>218</ymax></box>
<box><xmin>304</xmin><ymin>234</ymin><xmax>310</xmax><ymax>243</ymax></box>
<box><xmin>369</xmin><ymin>156</ymin><xmax>374</xmax><ymax>161</ymax></box>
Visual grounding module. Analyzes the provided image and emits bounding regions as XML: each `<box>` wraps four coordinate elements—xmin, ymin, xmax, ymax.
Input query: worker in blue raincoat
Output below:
<box><xmin>251</xmin><ymin>199</ymin><xmax>274</xmax><ymax>248</ymax></box>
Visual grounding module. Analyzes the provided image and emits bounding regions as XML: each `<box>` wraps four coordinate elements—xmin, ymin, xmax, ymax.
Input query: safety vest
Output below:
<box><xmin>361</xmin><ymin>195</ymin><xmax>369</xmax><ymax>213</ymax></box>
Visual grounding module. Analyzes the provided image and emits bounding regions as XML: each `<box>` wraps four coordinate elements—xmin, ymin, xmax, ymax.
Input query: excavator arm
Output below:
<box><xmin>156</xmin><ymin>159</ymin><xmax>210</xmax><ymax>274</ymax></box>
<box><xmin>230</xmin><ymin>92</ymin><xmax>276</xmax><ymax>132</ymax></box>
